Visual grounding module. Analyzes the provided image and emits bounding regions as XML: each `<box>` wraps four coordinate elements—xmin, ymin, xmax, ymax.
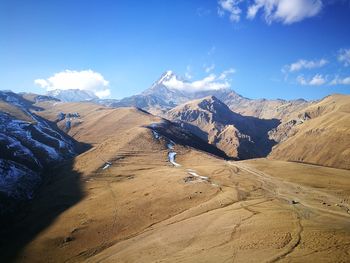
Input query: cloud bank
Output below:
<box><xmin>283</xmin><ymin>59</ymin><xmax>328</xmax><ymax>72</ymax></box>
<box><xmin>283</xmin><ymin>49</ymin><xmax>350</xmax><ymax>86</ymax></box>
<box><xmin>297</xmin><ymin>74</ymin><xmax>326</xmax><ymax>86</ymax></box>
<box><xmin>330</xmin><ymin>76</ymin><xmax>350</xmax><ymax>85</ymax></box>
<box><xmin>338</xmin><ymin>48</ymin><xmax>350</xmax><ymax>67</ymax></box>
<box><xmin>297</xmin><ymin>74</ymin><xmax>350</xmax><ymax>86</ymax></box>
<box><xmin>34</xmin><ymin>69</ymin><xmax>111</xmax><ymax>98</ymax></box>
<box><xmin>218</xmin><ymin>0</ymin><xmax>323</xmax><ymax>24</ymax></box>
<box><xmin>218</xmin><ymin>0</ymin><xmax>243</xmax><ymax>22</ymax></box>
<box><xmin>163</xmin><ymin>69</ymin><xmax>235</xmax><ymax>92</ymax></box>
<box><xmin>247</xmin><ymin>0</ymin><xmax>322</xmax><ymax>24</ymax></box>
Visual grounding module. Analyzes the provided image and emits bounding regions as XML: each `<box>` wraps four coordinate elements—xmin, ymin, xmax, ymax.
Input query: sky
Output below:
<box><xmin>1</xmin><ymin>0</ymin><xmax>350</xmax><ymax>100</ymax></box>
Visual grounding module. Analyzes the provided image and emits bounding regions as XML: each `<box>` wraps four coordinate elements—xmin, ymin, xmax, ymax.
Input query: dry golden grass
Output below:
<box><xmin>0</xmin><ymin>101</ymin><xmax>33</xmax><ymax>122</ymax></box>
<box><xmin>14</xmin><ymin>151</ymin><xmax>350</xmax><ymax>263</ymax></box>
<box><xmin>5</xmin><ymin>102</ymin><xmax>349</xmax><ymax>262</ymax></box>
<box><xmin>270</xmin><ymin>94</ymin><xmax>350</xmax><ymax>169</ymax></box>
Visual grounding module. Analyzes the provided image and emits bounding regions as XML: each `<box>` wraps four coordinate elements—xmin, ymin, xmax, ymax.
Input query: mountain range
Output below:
<box><xmin>44</xmin><ymin>71</ymin><xmax>348</xmax><ymax>167</ymax></box>
<box><xmin>47</xmin><ymin>89</ymin><xmax>98</xmax><ymax>102</ymax></box>
<box><xmin>166</xmin><ymin>95</ymin><xmax>280</xmax><ymax>159</ymax></box>
<box><xmin>49</xmin><ymin>71</ymin><xmax>311</xmax><ymax>120</ymax></box>
<box><xmin>107</xmin><ymin>71</ymin><xmax>312</xmax><ymax>119</ymax></box>
<box><xmin>1</xmin><ymin>72</ymin><xmax>350</xmax><ymax>262</ymax></box>
<box><xmin>1</xmin><ymin>71</ymin><xmax>349</xmax><ymax>208</ymax></box>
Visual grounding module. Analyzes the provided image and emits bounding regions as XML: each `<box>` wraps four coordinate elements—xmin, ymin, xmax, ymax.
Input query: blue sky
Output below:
<box><xmin>1</xmin><ymin>0</ymin><xmax>350</xmax><ymax>100</ymax></box>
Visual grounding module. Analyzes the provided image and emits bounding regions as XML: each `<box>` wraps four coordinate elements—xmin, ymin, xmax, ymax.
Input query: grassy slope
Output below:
<box><xmin>4</xmin><ymin>101</ymin><xmax>349</xmax><ymax>262</ymax></box>
<box><xmin>269</xmin><ymin>94</ymin><xmax>350</xmax><ymax>170</ymax></box>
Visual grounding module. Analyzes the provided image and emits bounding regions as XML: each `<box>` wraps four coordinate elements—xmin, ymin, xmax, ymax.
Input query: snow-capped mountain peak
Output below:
<box><xmin>152</xmin><ymin>70</ymin><xmax>180</xmax><ymax>87</ymax></box>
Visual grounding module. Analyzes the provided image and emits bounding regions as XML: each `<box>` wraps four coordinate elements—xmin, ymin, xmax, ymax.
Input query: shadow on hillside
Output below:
<box><xmin>0</xmin><ymin>92</ymin><xmax>92</xmax><ymax>261</ymax></box>
<box><xmin>158</xmin><ymin>115</ymin><xmax>280</xmax><ymax>160</ymax></box>
<box><xmin>0</xmin><ymin>148</ymin><xmax>90</xmax><ymax>262</ymax></box>
<box><xmin>147</xmin><ymin>120</ymin><xmax>233</xmax><ymax>160</ymax></box>
<box><xmin>204</xmin><ymin>107</ymin><xmax>282</xmax><ymax>159</ymax></box>
<box><xmin>235</xmin><ymin>117</ymin><xmax>281</xmax><ymax>159</ymax></box>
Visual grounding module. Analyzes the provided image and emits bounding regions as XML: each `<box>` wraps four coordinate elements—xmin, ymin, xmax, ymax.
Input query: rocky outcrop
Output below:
<box><xmin>167</xmin><ymin>96</ymin><xmax>280</xmax><ymax>159</ymax></box>
<box><xmin>269</xmin><ymin>94</ymin><xmax>350</xmax><ymax>170</ymax></box>
<box><xmin>0</xmin><ymin>91</ymin><xmax>77</xmax><ymax>214</ymax></box>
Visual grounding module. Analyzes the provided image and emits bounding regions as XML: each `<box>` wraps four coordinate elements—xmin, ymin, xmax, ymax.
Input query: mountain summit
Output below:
<box><xmin>167</xmin><ymin>95</ymin><xmax>280</xmax><ymax>159</ymax></box>
<box><xmin>141</xmin><ymin>71</ymin><xmax>192</xmax><ymax>106</ymax></box>
<box><xmin>149</xmin><ymin>70</ymin><xmax>178</xmax><ymax>88</ymax></box>
<box><xmin>110</xmin><ymin>71</ymin><xmax>240</xmax><ymax>114</ymax></box>
<box><xmin>106</xmin><ymin>71</ymin><xmax>310</xmax><ymax>119</ymax></box>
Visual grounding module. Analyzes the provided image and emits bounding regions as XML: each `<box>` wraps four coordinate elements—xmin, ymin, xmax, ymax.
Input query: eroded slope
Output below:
<box><xmin>269</xmin><ymin>94</ymin><xmax>350</xmax><ymax>169</ymax></box>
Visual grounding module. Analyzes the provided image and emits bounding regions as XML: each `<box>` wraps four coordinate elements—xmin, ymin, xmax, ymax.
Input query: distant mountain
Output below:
<box><xmin>20</xmin><ymin>93</ymin><xmax>60</xmax><ymax>103</ymax></box>
<box><xmin>141</xmin><ymin>71</ymin><xmax>192</xmax><ymax>105</ymax></box>
<box><xmin>47</xmin><ymin>89</ymin><xmax>98</xmax><ymax>102</ymax></box>
<box><xmin>107</xmin><ymin>71</ymin><xmax>180</xmax><ymax>114</ymax></box>
<box><xmin>108</xmin><ymin>71</ymin><xmax>243</xmax><ymax>114</ymax></box>
<box><xmin>108</xmin><ymin>71</ymin><xmax>311</xmax><ymax>119</ymax></box>
<box><xmin>107</xmin><ymin>94</ymin><xmax>175</xmax><ymax>115</ymax></box>
<box><xmin>223</xmin><ymin>96</ymin><xmax>311</xmax><ymax>121</ymax></box>
<box><xmin>166</xmin><ymin>95</ymin><xmax>280</xmax><ymax>159</ymax></box>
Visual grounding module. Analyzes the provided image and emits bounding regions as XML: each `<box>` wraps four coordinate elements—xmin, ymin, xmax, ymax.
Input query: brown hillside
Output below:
<box><xmin>166</xmin><ymin>96</ymin><xmax>279</xmax><ymax>159</ymax></box>
<box><xmin>269</xmin><ymin>94</ymin><xmax>350</xmax><ymax>169</ymax></box>
<box><xmin>2</xmin><ymin>96</ymin><xmax>350</xmax><ymax>263</ymax></box>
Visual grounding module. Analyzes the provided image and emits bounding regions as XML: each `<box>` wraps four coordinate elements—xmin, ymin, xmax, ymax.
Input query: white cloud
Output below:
<box><xmin>218</xmin><ymin>0</ymin><xmax>243</xmax><ymax>22</ymax></box>
<box><xmin>247</xmin><ymin>4</ymin><xmax>261</xmax><ymax>18</ymax></box>
<box><xmin>330</xmin><ymin>76</ymin><xmax>350</xmax><ymax>85</ymax></box>
<box><xmin>309</xmin><ymin>74</ymin><xmax>326</xmax><ymax>85</ymax></box>
<box><xmin>296</xmin><ymin>75</ymin><xmax>308</xmax><ymax>85</ymax></box>
<box><xmin>297</xmin><ymin>74</ymin><xmax>326</xmax><ymax>86</ymax></box>
<box><xmin>163</xmin><ymin>69</ymin><xmax>235</xmax><ymax>92</ymax></box>
<box><xmin>283</xmin><ymin>58</ymin><xmax>328</xmax><ymax>72</ymax></box>
<box><xmin>218</xmin><ymin>68</ymin><xmax>236</xmax><ymax>80</ymax></box>
<box><xmin>34</xmin><ymin>79</ymin><xmax>49</xmax><ymax>88</ymax></box>
<box><xmin>34</xmin><ymin>69</ymin><xmax>111</xmax><ymax>98</ymax></box>
<box><xmin>247</xmin><ymin>0</ymin><xmax>323</xmax><ymax>24</ymax></box>
<box><xmin>297</xmin><ymin>76</ymin><xmax>308</xmax><ymax>85</ymax></box>
<box><xmin>204</xmin><ymin>64</ymin><xmax>216</xmax><ymax>73</ymax></box>
<box><xmin>338</xmin><ymin>48</ymin><xmax>350</xmax><ymax>67</ymax></box>
<box><xmin>218</xmin><ymin>0</ymin><xmax>323</xmax><ymax>24</ymax></box>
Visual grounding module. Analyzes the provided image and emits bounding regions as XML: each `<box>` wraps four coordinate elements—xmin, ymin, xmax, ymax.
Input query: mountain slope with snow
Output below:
<box><xmin>107</xmin><ymin>71</ymin><xmax>311</xmax><ymax>119</ymax></box>
<box><xmin>47</xmin><ymin>89</ymin><xmax>98</xmax><ymax>102</ymax></box>
<box><xmin>0</xmin><ymin>91</ymin><xmax>77</xmax><ymax>213</ymax></box>
<box><xmin>1</xmin><ymin>90</ymin><xmax>350</xmax><ymax>263</ymax></box>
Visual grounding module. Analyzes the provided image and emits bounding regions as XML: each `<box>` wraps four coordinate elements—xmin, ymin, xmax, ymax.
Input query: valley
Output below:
<box><xmin>0</xmin><ymin>75</ymin><xmax>349</xmax><ymax>263</ymax></box>
<box><xmin>2</xmin><ymin>137</ymin><xmax>349</xmax><ymax>262</ymax></box>
<box><xmin>2</xmin><ymin>2</ymin><xmax>350</xmax><ymax>262</ymax></box>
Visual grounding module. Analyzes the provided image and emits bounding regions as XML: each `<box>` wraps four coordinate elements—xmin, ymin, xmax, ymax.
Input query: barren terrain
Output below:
<box><xmin>269</xmin><ymin>94</ymin><xmax>350</xmax><ymax>169</ymax></box>
<box><xmin>1</xmin><ymin>101</ymin><xmax>349</xmax><ymax>262</ymax></box>
<box><xmin>7</xmin><ymin>151</ymin><xmax>350</xmax><ymax>262</ymax></box>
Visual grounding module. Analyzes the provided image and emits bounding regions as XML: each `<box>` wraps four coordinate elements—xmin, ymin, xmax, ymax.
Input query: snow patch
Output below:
<box><xmin>187</xmin><ymin>170</ymin><xmax>209</xmax><ymax>181</ymax></box>
<box><xmin>152</xmin><ymin>130</ymin><xmax>160</xmax><ymax>140</ymax></box>
<box><xmin>168</xmin><ymin>152</ymin><xmax>181</xmax><ymax>167</ymax></box>
<box><xmin>102</xmin><ymin>162</ymin><xmax>112</xmax><ymax>170</ymax></box>
<box><xmin>0</xmin><ymin>134</ymin><xmax>41</xmax><ymax>167</ymax></box>
<box><xmin>185</xmin><ymin>169</ymin><xmax>219</xmax><ymax>186</ymax></box>
<box><xmin>167</xmin><ymin>142</ymin><xmax>174</xmax><ymax>150</ymax></box>
<box><xmin>0</xmin><ymin>112</ymin><xmax>75</xmax><ymax>162</ymax></box>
